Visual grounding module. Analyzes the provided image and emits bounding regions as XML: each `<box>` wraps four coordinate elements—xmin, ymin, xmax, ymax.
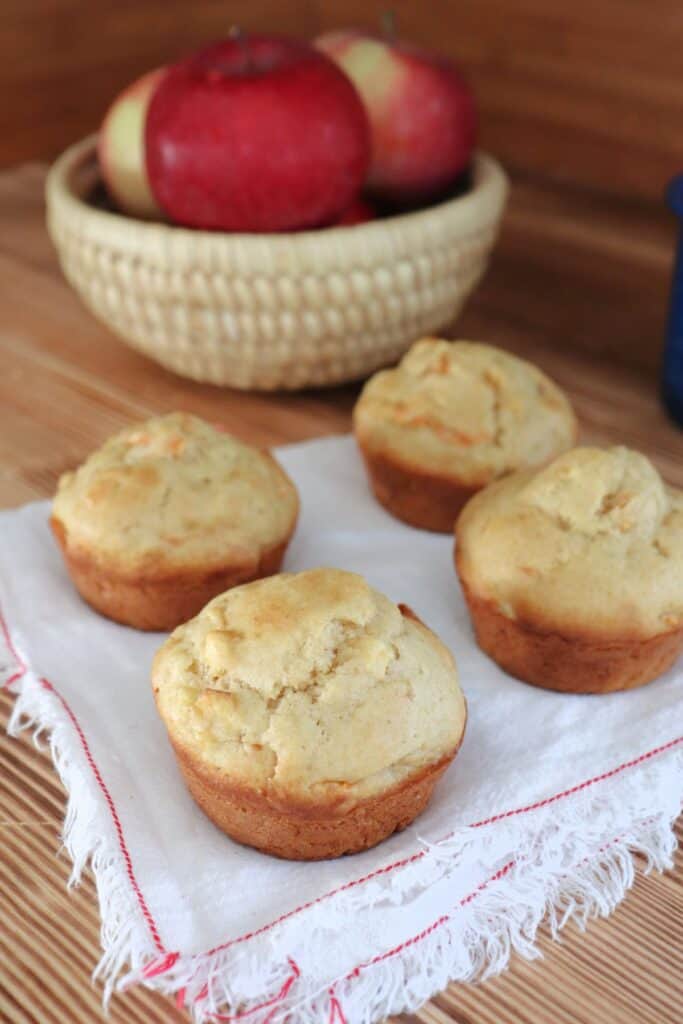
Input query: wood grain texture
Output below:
<box><xmin>317</xmin><ymin>0</ymin><xmax>683</xmax><ymax>203</ymax></box>
<box><xmin>2</xmin><ymin>1</ymin><xmax>683</xmax><ymax>203</ymax></box>
<box><xmin>0</xmin><ymin>0</ymin><xmax>316</xmax><ymax>170</ymax></box>
<box><xmin>0</xmin><ymin>162</ymin><xmax>682</xmax><ymax>1022</ymax></box>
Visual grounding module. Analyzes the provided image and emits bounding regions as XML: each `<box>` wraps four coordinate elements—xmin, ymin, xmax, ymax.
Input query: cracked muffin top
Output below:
<box><xmin>456</xmin><ymin>446</ymin><xmax>683</xmax><ymax>638</ymax></box>
<box><xmin>52</xmin><ymin>413</ymin><xmax>299</xmax><ymax>574</ymax></box>
<box><xmin>353</xmin><ymin>339</ymin><xmax>577</xmax><ymax>485</ymax></box>
<box><xmin>152</xmin><ymin>568</ymin><xmax>466</xmax><ymax>806</ymax></box>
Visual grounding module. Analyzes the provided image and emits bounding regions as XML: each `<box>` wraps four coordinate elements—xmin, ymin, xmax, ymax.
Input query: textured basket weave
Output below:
<box><xmin>46</xmin><ymin>136</ymin><xmax>508</xmax><ymax>390</ymax></box>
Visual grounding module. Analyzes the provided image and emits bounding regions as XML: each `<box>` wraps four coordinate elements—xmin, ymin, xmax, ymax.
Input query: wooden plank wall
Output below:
<box><xmin>2</xmin><ymin>0</ymin><xmax>683</xmax><ymax>203</ymax></box>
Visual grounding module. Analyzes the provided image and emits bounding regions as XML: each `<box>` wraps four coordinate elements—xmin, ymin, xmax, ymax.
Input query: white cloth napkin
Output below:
<box><xmin>2</xmin><ymin>435</ymin><xmax>682</xmax><ymax>1024</ymax></box>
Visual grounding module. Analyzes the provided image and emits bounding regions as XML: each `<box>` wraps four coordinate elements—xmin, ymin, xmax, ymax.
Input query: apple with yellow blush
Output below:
<box><xmin>316</xmin><ymin>30</ymin><xmax>476</xmax><ymax>207</ymax></box>
<box><xmin>98</xmin><ymin>68</ymin><xmax>165</xmax><ymax>220</ymax></box>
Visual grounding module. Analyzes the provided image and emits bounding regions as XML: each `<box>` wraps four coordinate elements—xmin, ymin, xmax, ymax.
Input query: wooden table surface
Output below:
<box><xmin>1</xmin><ymin>162</ymin><xmax>681</xmax><ymax>1024</ymax></box>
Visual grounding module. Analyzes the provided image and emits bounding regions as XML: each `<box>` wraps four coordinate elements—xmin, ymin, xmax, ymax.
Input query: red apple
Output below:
<box><xmin>98</xmin><ymin>68</ymin><xmax>165</xmax><ymax>219</ymax></box>
<box><xmin>315</xmin><ymin>31</ymin><xmax>476</xmax><ymax>206</ymax></box>
<box><xmin>332</xmin><ymin>197</ymin><xmax>376</xmax><ymax>226</ymax></box>
<box><xmin>145</xmin><ymin>35</ymin><xmax>371</xmax><ymax>232</ymax></box>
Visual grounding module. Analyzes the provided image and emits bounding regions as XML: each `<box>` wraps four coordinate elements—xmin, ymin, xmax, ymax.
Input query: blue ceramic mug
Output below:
<box><xmin>664</xmin><ymin>175</ymin><xmax>683</xmax><ymax>427</ymax></box>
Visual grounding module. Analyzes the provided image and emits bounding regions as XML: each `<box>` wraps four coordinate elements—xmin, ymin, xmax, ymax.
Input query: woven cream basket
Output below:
<box><xmin>46</xmin><ymin>136</ymin><xmax>508</xmax><ymax>390</ymax></box>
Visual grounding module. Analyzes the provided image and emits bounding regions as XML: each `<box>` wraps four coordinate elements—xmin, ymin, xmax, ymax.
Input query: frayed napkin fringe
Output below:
<box><xmin>7</xmin><ymin>670</ymin><xmax>155</xmax><ymax>1002</ymax></box>
<box><xmin>5</xmin><ymin>651</ymin><xmax>682</xmax><ymax>1024</ymax></box>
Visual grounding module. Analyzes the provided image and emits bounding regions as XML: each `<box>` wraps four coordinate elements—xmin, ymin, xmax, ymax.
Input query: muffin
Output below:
<box><xmin>152</xmin><ymin>568</ymin><xmax>467</xmax><ymax>860</ymax></box>
<box><xmin>353</xmin><ymin>338</ymin><xmax>577</xmax><ymax>532</ymax></box>
<box><xmin>455</xmin><ymin>446</ymin><xmax>683</xmax><ymax>693</ymax></box>
<box><xmin>51</xmin><ymin>413</ymin><xmax>299</xmax><ymax>631</ymax></box>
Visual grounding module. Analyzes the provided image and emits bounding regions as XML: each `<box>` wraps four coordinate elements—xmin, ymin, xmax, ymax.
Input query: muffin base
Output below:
<box><xmin>51</xmin><ymin>516</ymin><xmax>292</xmax><ymax>631</ymax></box>
<box><xmin>458</xmin><ymin>575</ymin><xmax>683</xmax><ymax>694</ymax></box>
<box><xmin>359</xmin><ymin>446</ymin><xmax>480</xmax><ymax>533</ymax></box>
<box><xmin>171</xmin><ymin>743</ymin><xmax>462</xmax><ymax>861</ymax></box>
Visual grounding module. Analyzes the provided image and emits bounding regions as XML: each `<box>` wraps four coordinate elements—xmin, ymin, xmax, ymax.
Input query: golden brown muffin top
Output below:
<box><xmin>152</xmin><ymin>569</ymin><xmax>466</xmax><ymax>807</ymax></box>
<box><xmin>353</xmin><ymin>339</ymin><xmax>577</xmax><ymax>485</ymax></box>
<box><xmin>456</xmin><ymin>446</ymin><xmax>683</xmax><ymax>639</ymax></box>
<box><xmin>52</xmin><ymin>413</ymin><xmax>298</xmax><ymax>574</ymax></box>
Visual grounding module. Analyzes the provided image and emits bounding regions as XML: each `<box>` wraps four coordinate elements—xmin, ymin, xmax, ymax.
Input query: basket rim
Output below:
<box><xmin>46</xmin><ymin>134</ymin><xmax>508</xmax><ymax>251</ymax></box>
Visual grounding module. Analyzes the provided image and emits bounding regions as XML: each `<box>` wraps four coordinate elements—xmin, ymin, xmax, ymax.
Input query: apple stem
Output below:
<box><xmin>381</xmin><ymin>9</ymin><xmax>397</xmax><ymax>40</ymax></box>
<box><xmin>229</xmin><ymin>24</ymin><xmax>251</xmax><ymax>73</ymax></box>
